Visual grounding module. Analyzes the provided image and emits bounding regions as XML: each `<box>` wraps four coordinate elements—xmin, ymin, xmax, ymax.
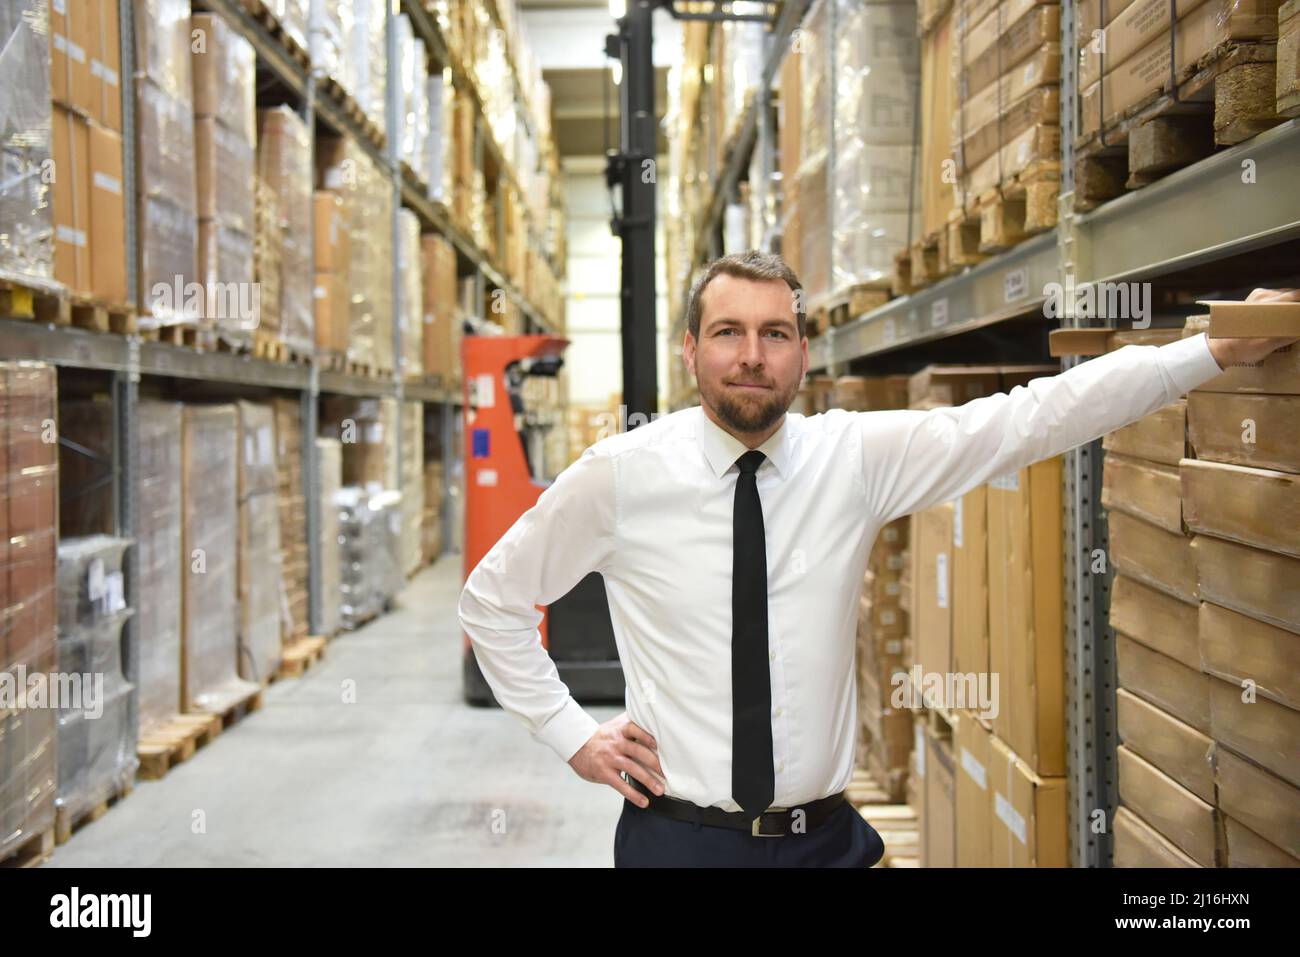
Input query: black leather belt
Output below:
<box><xmin>626</xmin><ymin>775</ymin><xmax>847</xmax><ymax>837</ymax></box>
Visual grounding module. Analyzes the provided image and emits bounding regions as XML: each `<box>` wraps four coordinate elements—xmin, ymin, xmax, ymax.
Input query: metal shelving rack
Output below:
<box><xmin>672</xmin><ymin>0</ymin><xmax>1300</xmax><ymax>867</ymax></box>
<box><xmin>0</xmin><ymin>0</ymin><xmax>562</xmax><ymax>737</ymax></box>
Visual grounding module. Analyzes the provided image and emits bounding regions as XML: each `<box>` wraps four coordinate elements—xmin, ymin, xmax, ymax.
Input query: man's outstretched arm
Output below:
<box><xmin>862</xmin><ymin>290</ymin><xmax>1299</xmax><ymax>524</ymax></box>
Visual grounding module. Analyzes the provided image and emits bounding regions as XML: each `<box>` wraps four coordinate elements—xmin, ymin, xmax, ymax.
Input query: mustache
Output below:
<box><xmin>726</xmin><ymin>377</ymin><xmax>773</xmax><ymax>388</ymax></box>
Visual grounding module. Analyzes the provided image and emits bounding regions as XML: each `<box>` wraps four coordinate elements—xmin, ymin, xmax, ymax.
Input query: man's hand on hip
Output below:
<box><xmin>568</xmin><ymin>712</ymin><xmax>665</xmax><ymax>808</ymax></box>
<box><xmin>1205</xmin><ymin>288</ymin><xmax>1300</xmax><ymax>369</ymax></box>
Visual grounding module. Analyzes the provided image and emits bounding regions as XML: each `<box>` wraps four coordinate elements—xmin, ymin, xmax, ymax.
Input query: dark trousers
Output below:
<box><xmin>613</xmin><ymin>796</ymin><xmax>886</xmax><ymax>867</ymax></box>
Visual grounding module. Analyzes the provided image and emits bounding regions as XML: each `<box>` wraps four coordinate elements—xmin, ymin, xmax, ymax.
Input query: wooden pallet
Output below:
<box><xmin>136</xmin><ymin>713</ymin><xmax>223</xmax><ymax>781</ymax></box>
<box><xmin>826</xmin><ymin>283</ymin><xmax>892</xmax><ymax>328</ymax></box>
<box><xmin>276</xmin><ymin>635</ymin><xmax>327</xmax><ymax>681</ymax></box>
<box><xmin>140</xmin><ymin>322</ymin><xmax>208</xmax><ymax>349</ymax></box>
<box><xmin>61</xmin><ymin>297</ymin><xmax>137</xmax><ymax>334</ymax></box>
<box><xmin>0</xmin><ymin>826</ymin><xmax>56</xmax><ymax>868</ymax></box>
<box><xmin>0</xmin><ymin>278</ymin><xmax>68</xmax><ymax>324</ymax></box>
<box><xmin>944</xmin><ymin>207</ymin><xmax>986</xmax><ymax>271</ymax></box>
<box><xmin>1074</xmin><ymin>41</ymin><xmax>1286</xmax><ymax>211</ymax></box>
<box><xmin>891</xmin><ymin>248</ymin><xmax>914</xmax><ymax>297</ymax></box>
<box><xmin>317</xmin><ymin>350</ymin><xmax>347</xmax><ymax>372</ymax></box>
<box><xmin>240</xmin><ymin>0</ymin><xmax>310</xmax><ymax>70</ymax></box>
<box><xmin>213</xmin><ymin>686</ymin><xmax>265</xmax><ymax>729</ymax></box>
<box><xmin>55</xmin><ymin>781</ymin><xmax>133</xmax><ymax>846</ymax></box>
<box><xmin>974</xmin><ymin>161</ymin><xmax>1060</xmax><ymax>253</ymax></box>
<box><xmin>846</xmin><ymin>769</ymin><xmax>920</xmax><ymax>868</ymax></box>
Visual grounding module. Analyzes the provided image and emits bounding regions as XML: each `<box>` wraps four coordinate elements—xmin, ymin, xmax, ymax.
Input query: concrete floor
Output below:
<box><xmin>46</xmin><ymin>559</ymin><xmax>624</xmax><ymax>867</ymax></box>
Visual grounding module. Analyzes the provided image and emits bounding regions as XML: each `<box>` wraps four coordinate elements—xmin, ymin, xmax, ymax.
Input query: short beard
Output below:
<box><xmin>699</xmin><ymin>375</ymin><xmax>797</xmax><ymax>435</ymax></box>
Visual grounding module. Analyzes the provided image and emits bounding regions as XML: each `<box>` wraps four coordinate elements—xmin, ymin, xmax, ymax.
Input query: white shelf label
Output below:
<box><xmin>1004</xmin><ymin>267</ymin><xmax>1028</xmax><ymax>303</ymax></box>
<box><xmin>960</xmin><ymin>747</ymin><xmax>987</xmax><ymax>790</ymax></box>
<box><xmin>936</xmin><ymin>553</ymin><xmax>949</xmax><ymax>609</ymax></box>
<box><xmin>930</xmin><ymin>298</ymin><xmax>949</xmax><ymax>328</ymax></box>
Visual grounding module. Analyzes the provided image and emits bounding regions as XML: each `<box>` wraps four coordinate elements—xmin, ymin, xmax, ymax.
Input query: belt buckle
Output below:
<box><xmin>751</xmin><ymin>808</ymin><xmax>787</xmax><ymax>837</ymax></box>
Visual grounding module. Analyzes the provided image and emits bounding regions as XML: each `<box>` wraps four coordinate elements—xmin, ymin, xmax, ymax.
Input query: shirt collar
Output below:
<box><xmin>695</xmin><ymin>405</ymin><xmax>793</xmax><ymax>480</ymax></box>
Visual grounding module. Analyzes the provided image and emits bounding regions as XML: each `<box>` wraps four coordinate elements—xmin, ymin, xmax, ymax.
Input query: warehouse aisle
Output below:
<box><xmin>45</xmin><ymin>560</ymin><xmax>624</xmax><ymax>868</ymax></box>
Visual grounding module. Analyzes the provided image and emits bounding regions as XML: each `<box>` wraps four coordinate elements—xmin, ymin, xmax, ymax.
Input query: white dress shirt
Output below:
<box><xmin>458</xmin><ymin>331</ymin><xmax>1224</xmax><ymax>812</ymax></box>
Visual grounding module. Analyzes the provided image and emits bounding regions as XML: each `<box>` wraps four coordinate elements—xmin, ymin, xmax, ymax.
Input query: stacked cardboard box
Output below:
<box><xmin>778</xmin><ymin>41</ymin><xmax>802</xmax><ymax>279</ymax></box>
<box><xmin>918</xmin><ymin>2</ymin><xmax>956</xmax><ymax>255</ymax></box>
<box><xmin>421</xmin><ymin>233</ymin><xmax>461</xmax><ymax>389</ymax></box>
<box><xmin>0</xmin><ymin>364</ymin><xmax>58</xmax><ymax>863</ymax></box>
<box><xmin>181</xmin><ymin>405</ymin><xmax>259</xmax><ymax>714</ymax></box>
<box><xmin>317</xmin><ymin>438</ymin><xmax>342</xmax><ymax>639</ymax></box>
<box><xmin>318</xmin><ymin>136</ymin><xmax>394</xmax><ymax>374</ymax></box>
<box><xmin>54</xmin><ymin>536</ymin><xmax>135</xmax><ymax>825</ymax></box>
<box><xmin>342</xmin><ymin>0</ymin><xmax>386</xmax><ymax>129</ymax></box>
<box><xmin>257</xmin><ymin>107</ymin><xmax>314</xmax><ymax>355</ymax></box>
<box><xmin>1078</xmin><ymin>0</ymin><xmax>1282</xmax><ymax>138</ymax></box>
<box><xmin>1281</xmin><ymin>0</ymin><xmax>1300</xmax><ymax>115</ymax></box>
<box><xmin>398</xmin><ymin>209</ymin><xmax>424</xmax><ymax>379</ymax></box>
<box><xmin>337</xmin><ymin>488</ymin><xmax>403</xmax><ymax>629</ymax></box>
<box><xmin>236</xmin><ymin>402</ymin><xmax>284</xmax><ymax>685</ymax></box>
<box><xmin>272</xmin><ymin>397</ymin><xmax>309</xmax><ymax>644</ymax></box>
<box><xmin>49</xmin><ymin>0</ymin><xmax>126</xmax><ymax>303</ymax></box>
<box><xmin>401</xmin><ymin>402</ymin><xmax>425</xmax><ymax>578</ymax></box>
<box><xmin>321</xmin><ymin>396</ymin><xmax>400</xmax><ymax>492</ymax></box>
<box><xmin>796</xmin><ymin>0</ymin><xmax>831</xmax><ymax>305</ymax></box>
<box><xmin>425</xmin><ymin>70</ymin><xmax>456</xmax><ymax>203</ymax></box>
<box><xmin>394</xmin><ymin>13</ymin><xmax>432</xmax><ymax>184</ymax></box>
<box><xmin>134</xmin><ymin>402</ymin><xmax>184</xmax><ymax>735</ymax></box>
<box><xmin>134</xmin><ymin>0</ymin><xmax>198</xmax><ymax>329</ymax></box>
<box><xmin>192</xmin><ymin>13</ymin><xmax>256</xmax><ymax>346</ymax></box>
<box><xmin>859</xmin><ymin>518</ymin><xmax>913</xmax><ymax>802</ymax></box>
<box><xmin>949</xmin><ymin>0</ymin><xmax>1060</xmax><ymax>235</ymax></box>
<box><xmin>313</xmin><ymin>190</ymin><xmax>350</xmax><ymax>360</ymax></box>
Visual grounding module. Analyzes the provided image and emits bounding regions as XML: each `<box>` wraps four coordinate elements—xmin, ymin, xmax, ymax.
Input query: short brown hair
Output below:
<box><xmin>686</xmin><ymin>251</ymin><xmax>805</xmax><ymax>341</ymax></box>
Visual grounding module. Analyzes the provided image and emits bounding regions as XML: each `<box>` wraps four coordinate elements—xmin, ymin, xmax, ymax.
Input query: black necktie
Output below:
<box><xmin>731</xmin><ymin>449</ymin><xmax>774</xmax><ymax>819</ymax></box>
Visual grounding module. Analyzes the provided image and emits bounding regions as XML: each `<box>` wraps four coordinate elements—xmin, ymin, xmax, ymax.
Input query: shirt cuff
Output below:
<box><xmin>1157</xmin><ymin>331</ymin><xmax>1224</xmax><ymax>395</ymax></box>
<box><xmin>533</xmin><ymin>695</ymin><xmax>600</xmax><ymax>763</ymax></box>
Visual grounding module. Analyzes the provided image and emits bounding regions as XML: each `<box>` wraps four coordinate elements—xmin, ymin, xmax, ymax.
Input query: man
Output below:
<box><xmin>458</xmin><ymin>251</ymin><xmax>1298</xmax><ymax>867</ymax></box>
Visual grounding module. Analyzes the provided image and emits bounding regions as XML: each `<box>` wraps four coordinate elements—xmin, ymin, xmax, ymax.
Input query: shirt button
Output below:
<box><xmin>777</xmin><ymin>761</ymin><xmax>785</xmax><ymax>774</ymax></box>
<box><xmin>769</xmin><ymin>650</ymin><xmax>775</xmax><ymax>662</ymax></box>
<box><xmin>774</xmin><ymin>706</ymin><xmax>783</xmax><ymax>718</ymax></box>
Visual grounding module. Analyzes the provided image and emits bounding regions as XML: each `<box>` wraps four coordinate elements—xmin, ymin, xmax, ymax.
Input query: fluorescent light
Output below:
<box><xmin>610</xmin><ymin>0</ymin><xmax>626</xmax><ymax>18</ymax></box>
<box><xmin>611</xmin><ymin>60</ymin><xmax>623</xmax><ymax>85</ymax></box>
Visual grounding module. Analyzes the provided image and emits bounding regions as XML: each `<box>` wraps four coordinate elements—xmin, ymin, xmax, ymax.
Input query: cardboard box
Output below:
<box><xmin>1102</xmin><ymin>400</ymin><xmax>1186</xmax><ymax>466</ymax></box>
<box><xmin>987</xmin><ymin>459</ymin><xmax>1065</xmax><ymax>775</ymax></box>
<box><xmin>191</xmin><ymin>12</ymin><xmax>256</xmax><ymax>144</ymax></box>
<box><xmin>1184</xmin><ymin>315</ymin><xmax>1300</xmax><ymax>394</ymax></box>
<box><xmin>1102</xmin><ymin>452</ymin><xmax>1183</xmax><ymax>533</ymax></box>
<box><xmin>1116</xmin><ymin>688</ymin><xmax>1215</xmax><ymax>802</ymax></box>
<box><xmin>1116</xmin><ymin>633</ymin><xmax>1211</xmax><ymax>734</ymax></box>
<box><xmin>313</xmin><ymin>272</ymin><xmax>348</xmax><ymax>355</ymax></box>
<box><xmin>1282</xmin><ymin>0</ymin><xmax>1300</xmax><ymax>115</ymax></box>
<box><xmin>1214</xmin><ymin>745</ymin><xmax>1300</xmax><ymax>859</ymax></box>
<box><xmin>1080</xmin><ymin>0</ymin><xmax>1282</xmax><ymax>135</ymax></box>
<box><xmin>1077</xmin><ymin>0</ymin><xmax>1142</xmax><ymax>47</ymax></box>
<box><xmin>923</xmin><ymin>729</ymin><xmax>957</xmax><ymax>867</ymax></box>
<box><xmin>92</xmin><ymin>0</ymin><xmax>122</xmax><ymax>131</ymax></box>
<box><xmin>1108</xmin><ymin>510</ymin><xmax>1198</xmax><ymax>602</ymax></box>
<box><xmin>194</xmin><ymin>116</ymin><xmax>255</xmax><ymax>233</ymax></box>
<box><xmin>961</xmin><ymin>1</ymin><xmax>1061</xmax><ymax>98</ymax></box>
<box><xmin>988</xmin><ymin>734</ymin><xmax>1067</xmax><ymax>867</ymax></box>
<box><xmin>920</xmin><ymin>12</ymin><xmax>956</xmax><ymax>238</ymax></box>
<box><xmin>1109</xmin><ymin>574</ymin><xmax>1199</xmax><ymax>669</ymax></box>
<box><xmin>313</xmin><ymin>191</ymin><xmax>350</xmax><ymax>275</ymax></box>
<box><xmin>1117</xmin><ymin>744</ymin><xmax>1222</xmax><ymax>866</ymax></box>
<box><xmin>1224</xmin><ymin>816</ymin><xmax>1300</xmax><ymax>867</ymax></box>
<box><xmin>51</xmin><ymin>106</ymin><xmax>91</xmax><ymax>295</ymax></box>
<box><xmin>952</xmin><ymin>486</ymin><xmax>989</xmax><ymax>678</ymax></box>
<box><xmin>50</xmin><ymin>0</ymin><xmax>94</xmax><ymax>114</ymax></box>
<box><xmin>1210</xmin><ymin>676</ymin><xmax>1300</xmax><ymax>788</ymax></box>
<box><xmin>832</xmin><ymin>375</ymin><xmax>910</xmax><ymax>412</ymax></box>
<box><xmin>908</xmin><ymin>365</ymin><xmax>1002</xmax><ymax>408</ymax></box>
<box><xmin>421</xmin><ymin>233</ymin><xmax>459</xmax><ymax>385</ymax></box>
<box><xmin>1080</xmin><ymin>0</ymin><xmax>1213</xmax><ymax>89</ymax></box>
<box><xmin>1188</xmin><ymin>392</ymin><xmax>1300</xmax><ymax>474</ymax></box>
<box><xmin>88</xmin><ymin>123</ymin><xmax>126</xmax><ymax>304</ymax></box>
<box><xmin>1113</xmin><ymin>806</ymin><xmax>1202</xmax><ymax>867</ymax></box>
<box><xmin>955</xmin><ymin>710</ymin><xmax>992</xmax><ymax>867</ymax></box>
<box><xmin>1198</xmin><ymin>298</ymin><xmax>1300</xmax><ymax>338</ymax></box>
<box><xmin>1199</xmin><ymin>601</ymin><xmax>1300</xmax><ymax>711</ymax></box>
<box><xmin>956</xmin><ymin>46</ymin><xmax>1061</xmax><ymax>172</ymax></box>
<box><xmin>1192</xmin><ymin>533</ymin><xmax>1300</xmax><ymax>632</ymax></box>
<box><xmin>1181</xmin><ymin>459</ymin><xmax>1300</xmax><ymax>557</ymax></box>
<box><xmin>913</xmin><ymin>503</ymin><xmax>954</xmax><ymax>680</ymax></box>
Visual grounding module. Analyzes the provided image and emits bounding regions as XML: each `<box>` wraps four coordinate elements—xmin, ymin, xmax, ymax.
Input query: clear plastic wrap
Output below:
<box><xmin>320</xmin><ymin>396</ymin><xmax>399</xmax><ymax>491</ymax></box>
<box><xmin>191</xmin><ymin>12</ymin><xmax>256</xmax><ymax>145</ymax></box>
<box><xmin>256</xmin><ymin>107</ymin><xmax>314</xmax><ymax>354</ymax></box>
<box><xmin>308</xmin><ymin>0</ymin><xmax>344</xmax><ymax>82</ymax></box>
<box><xmin>54</xmin><ymin>536</ymin><xmax>136</xmax><ymax>822</ymax></box>
<box><xmin>272</xmin><ymin>397</ymin><xmax>308</xmax><ymax>643</ymax></box>
<box><xmin>425</xmin><ymin>70</ymin><xmax>456</xmax><ymax>202</ymax></box>
<box><xmin>268</xmin><ymin>0</ymin><xmax>308</xmax><ymax>54</ymax></box>
<box><xmin>1</xmin><ymin>363</ymin><xmax>58</xmax><ymax>861</ymax></box>
<box><xmin>401</xmin><ymin>402</ymin><xmax>424</xmax><ymax>578</ymax></box>
<box><xmin>56</xmin><ymin>398</ymin><xmax>115</xmax><ymax>536</ymax></box>
<box><xmin>831</xmin><ymin>0</ymin><xmax>920</xmax><ymax>290</ymax></box>
<box><xmin>135</xmin><ymin>401</ymin><xmax>183</xmax><ymax>736</ymax></box>
<box><xmin>342</xmin><ymin>0</ymin><xmax>386</xmax><ymax>129</ymax></box>
<box><xmin>316</xmin><ymin>438</ymin><xmax>342</xmax><ymax>638</ymax></box>
<box><xmin>396</xmin><ymin>14</ymin><xmax>431</xmax><ymax>184</ymax></box>
<box><xmin>320</xmin><ymin>138</ymin><xmax>394</xmax><ymax>373</ymax></box>
<box><xmin>336</xmin><ymin>487</ymin><xmax>403</xmax><ymax>629</ymax></box>
<box><xmin>236</xmin><ymin>402</ymin><xmax>282</xmax><ymax>684</ymax></box>
<box><xmin>721</xmin><ymin>18</ymin><xmax>765</xmax><ymax>134</ymax></box>
<box><xmin>181</xmin><ymin>404</ymin><xmax>259</xmax><ymax>713</ymax></box>
<box><xmin>398</xmin><ymin>208</ymin><xmax>423</xmax><ymax>378</ymax></box>
<box><xmin>0</xmin><ymin>1</ymin><xmax>54</xmax><ymax>287</ymax></box>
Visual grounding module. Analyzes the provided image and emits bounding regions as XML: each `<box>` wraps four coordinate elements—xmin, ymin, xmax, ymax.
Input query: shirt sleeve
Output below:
<box><xmin>457</xmin><ymin>448</ymin><xmax>619</xmax><ymax>763</ymax></box>
<box><xmin>862</xmin><ymin>331</ymin><xmax>1225</xmax><ymax>524</ymax></box>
